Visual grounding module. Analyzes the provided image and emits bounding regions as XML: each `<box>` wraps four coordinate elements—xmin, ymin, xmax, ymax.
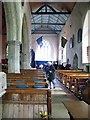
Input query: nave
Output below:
<box><xmin>0</xmin><ymin>2</ymin><xmax>90</xmax><ymax>120</ymax></box>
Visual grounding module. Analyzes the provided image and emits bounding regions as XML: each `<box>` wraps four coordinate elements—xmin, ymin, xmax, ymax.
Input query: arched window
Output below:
<box><xmin>63</xmin><ymin>45</ymin><xmax>66</xmax><ymax>63</ymax></box>
<box><xmin>6</xmin><ymin>44</ymin><xmax>8</xmax><ymax>59</ymax></box>
<box><xmin>73</xmin><ymin>53</ymin><xmax>78</xmax><ymax>70</ymax></box>
<box><xmin>35</xmin><ymin>39</ymin><xmax>51</xmax><ymax>61</ymax></box>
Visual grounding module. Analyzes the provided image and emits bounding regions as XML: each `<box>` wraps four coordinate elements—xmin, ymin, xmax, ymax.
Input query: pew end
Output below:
<box><xmin>2</xmin><ymin>88</ymin><xmax>51</xmax><ymax>119</ymax></box>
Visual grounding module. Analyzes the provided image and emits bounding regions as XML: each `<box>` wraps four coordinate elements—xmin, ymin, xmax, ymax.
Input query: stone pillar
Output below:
<box><xmin>0</xmin><ymin>35</ymin><xmax>2</xmax><ymax>71</ymax></box>
<box><xmin>0</xmin><ymin>97</ymin><xmax>2</xmax><ymax>120</ymax></box>
<box><xmin>22</xmin><ymin>41</ymin><xmax>30</xmax><ymax>69</ymax></box>
<box><xmin>21</xmin><ymin>14</ymin><xmax>31</xmax><ymax>69</ymax></box>
<box><xmin>8</xmin><ymin>41</ymin><xmax>21</xmax><ymax>73</ymax></box>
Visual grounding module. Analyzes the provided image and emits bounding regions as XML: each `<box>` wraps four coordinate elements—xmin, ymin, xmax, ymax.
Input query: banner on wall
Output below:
<box><xmin>61</xmin><ymin>37</ymin><xmax>67</xmax><ymax>48</ymax></box>
<box><xmin>36</xmin><ymin>36</ymin><xmax>43</xmax><ymax>47</ymax></box>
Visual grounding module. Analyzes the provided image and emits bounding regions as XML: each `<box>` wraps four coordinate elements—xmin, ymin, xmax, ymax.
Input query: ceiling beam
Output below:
<box><xmin>32</xmin><ymin>23</ymin><xmax>65</xmax><ymax>25</ymax></box>
<box><xmin>32</xmin><ymin>32</ymin><xmax>58</xmax><ymax>34</ymax></box>
<box><xmin>32</xmin><ymin>11</ymin><xmax>71</xmax><ymax>15</ymax></box>
<box><xmin>32</xmin><ymin>29</ymin><xmax>61</xmax><ymax>34</ymax></box>
<box><xmin>32</xmin><ymin>30</ymin><xmax>61</xmax><ymax>32</ymax></box>
<box><xmin>34</xmin><ymin>3</ymin><xmax>58</xmax><ymax>14</ymax></box>
<box><xmin>32</xmin><ymin>3</ymin><xmax>71</xmax><ymax>15</ymax></box>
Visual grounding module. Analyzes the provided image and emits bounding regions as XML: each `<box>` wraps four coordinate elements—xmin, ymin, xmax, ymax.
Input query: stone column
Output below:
<box><xmin>0</xmin><ymin>35</ymin><xmax>2</xmax><ymax>71</ymax></box>
<box><xmin>8</xmin><ymin>41</ymin><xmax>21</xmax><ymax>73</ymax></box>
<box><xmin>0</xmin><ymin>97</ymin><xmax>2</xmax><ymax>120</ymax></box>
<box><xmin>21</xmin><ymin>14</ymin><xmax>31</xmax><ymax>69</ymax></box>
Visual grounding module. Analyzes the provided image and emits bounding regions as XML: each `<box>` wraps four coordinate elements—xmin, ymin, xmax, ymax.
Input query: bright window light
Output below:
<box><xmin>35</xmin><ymin>39</ymin><xmax>51</xmax><ymax>61</ymax></box>
<box><xmin>82</xmin><ymin>10</ymin><xmax>90</xmax><ymax>63</ymax></box>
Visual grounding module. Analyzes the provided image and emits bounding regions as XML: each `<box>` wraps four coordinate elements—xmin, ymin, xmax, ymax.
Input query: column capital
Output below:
<box><xmin>8</xmin><ymin>40</ymin><xmax>21</xmax><ymax>46</ymax></box>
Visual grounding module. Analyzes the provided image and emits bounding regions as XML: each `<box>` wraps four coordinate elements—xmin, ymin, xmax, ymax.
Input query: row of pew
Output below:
<box><xmin>7</xmin><ymin>69</ymin><xmax>47</xmax><ymax>88</ymax></box>
<box><xmin>2</xmin><ymin>69</ymin><xmax>51</xmax><ymax>119</ymax></box>
<box><xmin>56</xmin><ymin>70</ymin><xmax>90</xmax><ymax>104</ymax></box>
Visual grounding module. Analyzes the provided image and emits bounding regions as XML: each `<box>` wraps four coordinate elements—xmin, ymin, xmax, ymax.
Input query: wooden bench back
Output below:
<box><xmin>7</xmin><ymin>71</ymin><xmax>48</xmax><ymax>88</ymax></box>
<box><xmin>2</xmin><ymin>88</ymin><xmax>51</xmax><ymax>119</ymax></box>
<box><xmin>82</xmin><ymin>85</ymin><xmax>90</xmax><ymax>104</ymax></box>
<box><xmin>7</xmin><ymin>72</ymin><xmax>46</xmax><ymax>78</ymax></box>
<box><xmin>56</xmin><ymin>70</ymin><xmax>83</xmax><ymax>76</ymax></box>
<box><xmin>21</xmin><ymin>69</ymin><xmax>46</xmax><ymax>75</ymax></box>
<box><xmin>56</xmin><ymin>70</ymin><xmax>90</xmax><ymax>98</ymax></box>
<box><xmin>7</xmin><ymin>76</ymin><xmax>48</xmax><ymax>88</ymax></box>
<box><xmin>56</xmin><ymin>70</ymin><xmax>84</xmax><ymax>82</ymax></box>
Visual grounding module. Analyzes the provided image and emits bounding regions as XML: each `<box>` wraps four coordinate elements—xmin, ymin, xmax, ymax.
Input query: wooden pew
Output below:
<box><xmin>21</xmin><ymin>69</ymin><xmax>45</xmax><ymax>73</ymax></box>
<box><xmin>7</xmin><ymin>80</ymin><xmax>48</xmax><ymax>88</ymax></box>
<box><xmin>81</xmin><ymin>84</ymin><xmax>90</xmax><ymax>104</ymax></box>
<box><xmin>7</xmin><ymin>73</ymin><xmax>47</xmax><ymax>81</ymax></box>
<box><xmin>7</xmin><ymin>72</ymin><xmax>46</xmax><ymax>78</ymax></box>
<box><xmin>55</xmin><ymin>70</ymin><xmax>83</xmax><ymax>84</ymax></box>
<box><xmin>21</xmin><ymin>69</ymin><xmax>46</xmax><ymax>76</ymax></box>
<box><xmin>64</xmin><ymin>73</ymin><xmax>90</xmax><ymax>96</ymax></box>
<box><xmin>63</xmin><ymin>100</ymin><xmax>88</xmax><ymax>120</ymax></box>
<box><xmin>7</xmin><ymin>69</ymin><xmax>48</xmax><ymax>88</ymax></box>
<box><xmin>2</xmin><ymin>88</ymin><xmax>51</xmax><ymax>119</ymax></box>
<box><xmin>58</xmin><ymin>71</ymin><xmax>89</xmax><ymax>86</ymax></box>
<box><xmin>65</xmin><ymin>73</ymin><xmax>90</xmax><ymax>86</ymax></box>
<box><xmin>7</xmin><ymin>74</ymin><xmax>48</xmax><ymax>88</ymax></box>
<box><xmin>55</xmin><ymin>70</ymin><xmax>83</xmax><ymax>76</ymax></box>
<box><xmin>56</xmin><ymin>70</ymin><xmax>90</xmax><ymax>97</ymax></box>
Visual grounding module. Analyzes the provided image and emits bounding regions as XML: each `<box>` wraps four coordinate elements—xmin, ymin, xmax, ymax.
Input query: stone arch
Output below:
<box><xmin>20</xmin><ymin>2</ymin><xmax>32</xmax><ymax>69</ymax></box>
<box><xmin>73</xmin><ymin>53</ymin><xmax>78</xmax><ymax>70</ymax></box>
<box><xmin>21</xmin><ymin>8</ymin><xmax>31</xmax><ymax>69</ymax></box>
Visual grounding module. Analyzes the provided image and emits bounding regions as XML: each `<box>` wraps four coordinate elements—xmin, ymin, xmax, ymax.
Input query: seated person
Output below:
<box><xmin>65</xmin><ymin>63</ymin><xmax>71</xmax><ymax>70</ymax></box>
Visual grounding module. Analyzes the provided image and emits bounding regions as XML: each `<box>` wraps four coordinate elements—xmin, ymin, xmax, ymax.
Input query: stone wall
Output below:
<box><xmin>58</xmin><ymin>2</ymin><xmax>90</xmax><ymax>71</ymax></box>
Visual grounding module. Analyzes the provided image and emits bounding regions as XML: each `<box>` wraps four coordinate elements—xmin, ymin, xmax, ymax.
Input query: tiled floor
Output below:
<box><xmin>50</xmin><ymin>78</ymin><xmax>78</xmax><ymax>119</ymax></box>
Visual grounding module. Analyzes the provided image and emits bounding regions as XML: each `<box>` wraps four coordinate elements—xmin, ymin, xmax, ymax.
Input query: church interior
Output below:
<box><xmin>0</xmin><ymin>1</ymin><xmax>90</xmax><ymax>120</ymax></box>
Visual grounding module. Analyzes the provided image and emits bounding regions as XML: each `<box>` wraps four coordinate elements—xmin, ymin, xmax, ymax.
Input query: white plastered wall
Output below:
<box><xmin>32</xmin><ymin>34</ymin><xmax>58</xmax><ymax>61</ymax></box>
<box><xmin>58</xmin><ymin>2</ymin><xmax>90</xmax><ymax>69</ymax></box>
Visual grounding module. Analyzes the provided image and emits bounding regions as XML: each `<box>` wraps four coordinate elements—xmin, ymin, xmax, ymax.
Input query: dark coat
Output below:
<box><xmin>47</xmin><ymin>65</ymin><xmax>55</xmax><ymax>81</ymax></box>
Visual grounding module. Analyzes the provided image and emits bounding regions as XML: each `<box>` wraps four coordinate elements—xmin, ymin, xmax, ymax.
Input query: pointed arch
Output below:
<box><xmin>35</xmin><ymin>39</ymin><xmax>52</xmax><ymax>61</ymax></box>
<box><xmin>21</xmin><ymin>14</ymin><xmax>29</xmax><ymax>69</ymax></box>
<box><xmin>73</xmin><ymin>53</ymin><xmax>78</xmax><ymax>70</ymax></box>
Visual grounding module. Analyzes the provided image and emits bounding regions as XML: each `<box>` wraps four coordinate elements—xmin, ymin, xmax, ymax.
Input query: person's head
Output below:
<box><xmin>47</xmin><ymin>62</ymin><xmax>52</xmax><ymax>66</ymax></box>
<box><xmin>39</xmin><ymin>64</ymin><xmax>43</xmax><ymax>69</ymax></box>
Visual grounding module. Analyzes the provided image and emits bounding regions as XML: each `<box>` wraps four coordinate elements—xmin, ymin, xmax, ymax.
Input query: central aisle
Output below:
<box><xmin>51</xmin><ymin>78</ymin><xmax>78</xmax><ymax>119</ymax></box>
